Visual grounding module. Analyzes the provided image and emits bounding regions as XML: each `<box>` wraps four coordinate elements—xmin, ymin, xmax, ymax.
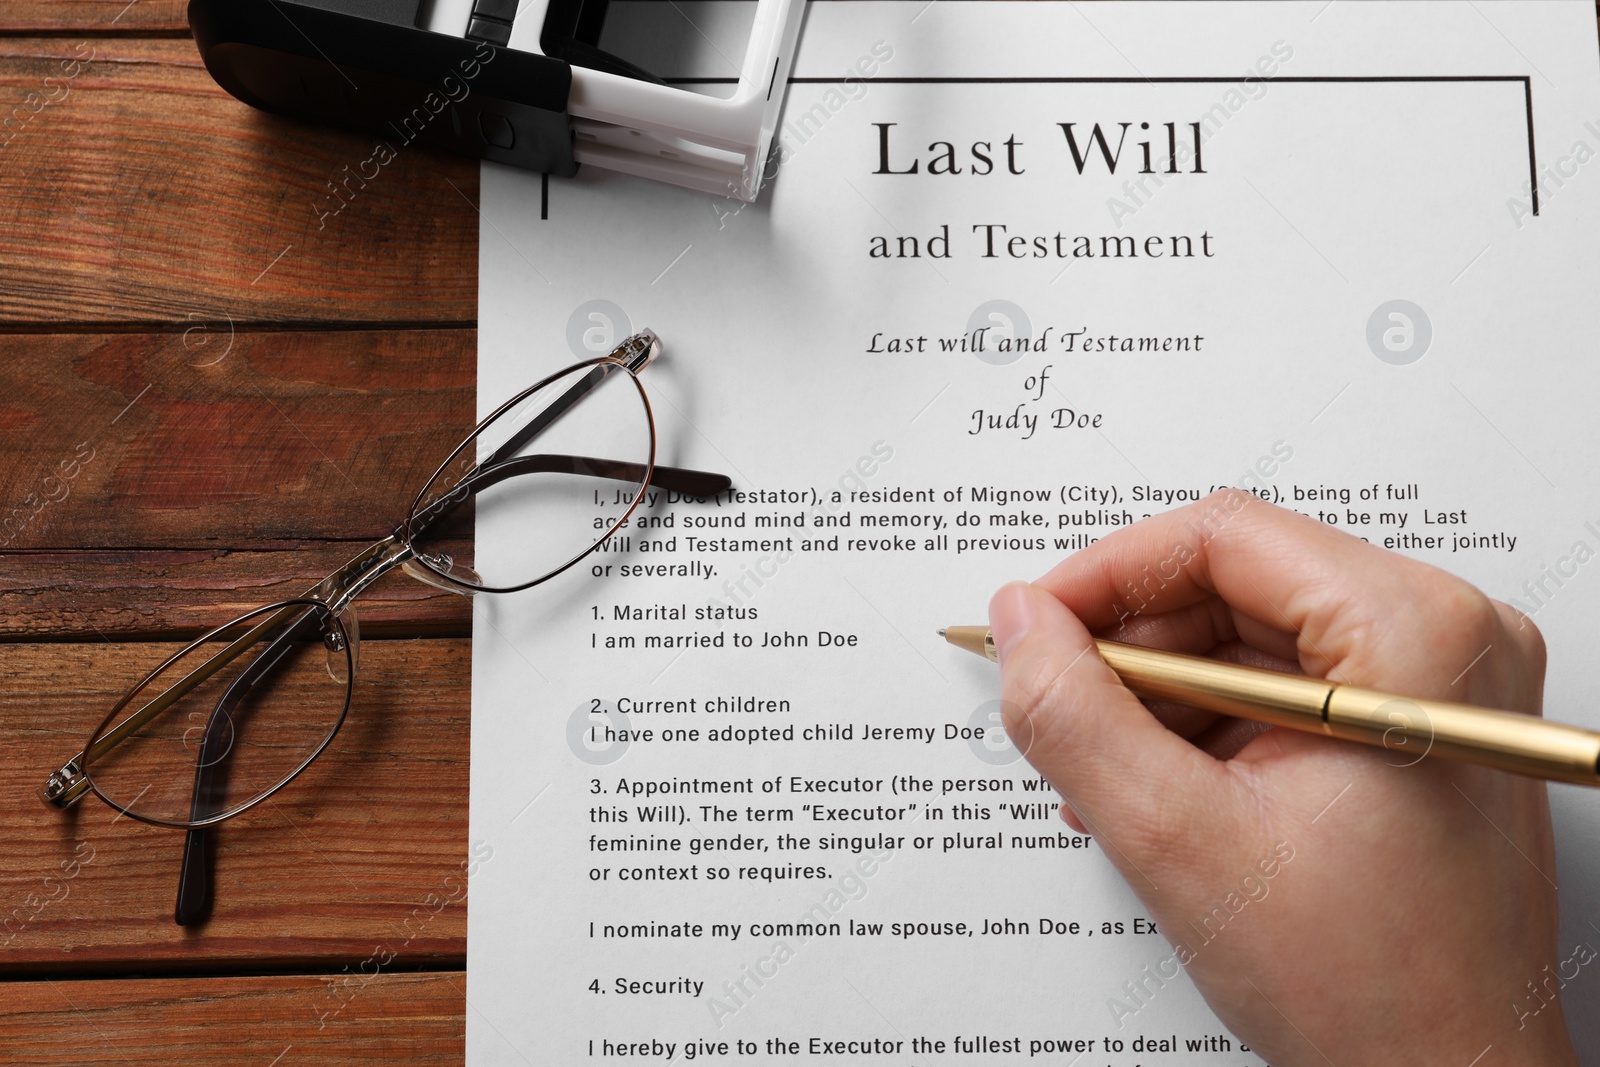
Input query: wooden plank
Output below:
<box><xmin>0</xmin><ymin>972</ymin><xmax>464</xmax><ymax>1064</ymax></box>
<box><xmin>0</xmin><ymin>328</ymin><xmax>473</xmax><ymax>550</ymax></box>
<box><xmin>0</xmin><ymin>545</ymin><xmax>469</xmax><ymax>640</ymax></box>
<box><xmin>0</xmin><ymin>38</ymin><xmax>478</xmax><ymax>325</ymax></box>
<box><xmin>0</xmin><ymin>3</ymin><xmax>188</xmax><ymax>35</ymax></box>
<box><xmin>0</xmin><ymin>638</ymin><xmax>473</xmax><ymax>973</ymax></box>
<box><xmin>0</xmin><ymin>326</ymin><xmax>476</xmax><ymax>637</ymax></box>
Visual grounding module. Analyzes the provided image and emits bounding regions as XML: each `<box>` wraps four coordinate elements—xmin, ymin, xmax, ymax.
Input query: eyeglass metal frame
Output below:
<box><xmin>38</xmin><ymin>329</ymin><xmax>730</xmax><ymax>924</ymax></box>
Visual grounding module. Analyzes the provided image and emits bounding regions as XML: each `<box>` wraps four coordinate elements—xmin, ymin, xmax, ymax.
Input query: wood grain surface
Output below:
<box><xmin>0</xmin><ymin>972</ymin><xmax>465</xmax><ymax>1063</ymax></box>
<box><xmin>0</xmin><ymin>545</ymin><xmax>469</xmax><ymax>639</ymax></box>
<box><xmin>0</xmin><ymin>37</ymin><xmax>478</xmax><ymax>326</ymax></box>
<box><xmin>0</xmin><ymin>2</ymin><xmax>188</xmax><ymax>35</ymax></box>
<box><xmin>0</xmin><ymin>328</ymin><xmax>474</xmax><ymax>638</ymax></box>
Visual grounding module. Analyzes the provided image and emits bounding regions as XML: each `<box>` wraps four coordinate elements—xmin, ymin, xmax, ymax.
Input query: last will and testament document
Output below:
<box><xmin>468</xmin><ymin>3</ymin><xmax>1600</xmax><ymax>1062</ymax></box>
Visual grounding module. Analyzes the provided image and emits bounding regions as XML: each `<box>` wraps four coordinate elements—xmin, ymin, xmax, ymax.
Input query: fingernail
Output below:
<box><xmin>989</xmin><ymin>582</ymin><xmax>1038</xmax><ymax>665</ymax></box>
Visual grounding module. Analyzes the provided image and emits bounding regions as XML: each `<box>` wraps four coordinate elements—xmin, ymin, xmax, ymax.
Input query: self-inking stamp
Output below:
<box><xmin>187</xmin><ymin>0</ymin><xmax>804</xmax><ymax>200</ymax></box>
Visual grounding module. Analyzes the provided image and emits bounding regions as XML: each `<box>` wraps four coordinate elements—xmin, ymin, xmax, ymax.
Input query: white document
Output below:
<box><xmin>470</xmin><ymin>3</ymin><xmax>1600</xmax><ymax>1061</ymax></box>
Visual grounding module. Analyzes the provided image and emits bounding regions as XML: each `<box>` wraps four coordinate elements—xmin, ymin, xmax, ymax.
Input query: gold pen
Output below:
<box><xmin>939</xmin><ymin>626</ymin><xmax>1600</xmax><ymax>787</ymax></box>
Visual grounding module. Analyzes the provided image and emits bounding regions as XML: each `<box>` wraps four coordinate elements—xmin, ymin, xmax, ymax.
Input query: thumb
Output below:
<box><xmin>989</xmin><ymin>581</ymin><xmax>1235</xmax><ymax>879</ymax></box>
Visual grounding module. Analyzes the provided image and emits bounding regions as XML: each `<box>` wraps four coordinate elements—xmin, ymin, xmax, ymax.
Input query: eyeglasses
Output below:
<box><xmin>39</xmin><ymin>330</ymin><xmax>729</xmax><ymax>925</ymax></box>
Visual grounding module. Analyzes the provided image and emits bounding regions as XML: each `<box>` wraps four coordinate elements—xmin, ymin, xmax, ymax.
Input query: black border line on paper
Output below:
<box><xmin>668</xmin><ymin>75</ymin><xmax>1542</xmax><ymax>215</ymax></box>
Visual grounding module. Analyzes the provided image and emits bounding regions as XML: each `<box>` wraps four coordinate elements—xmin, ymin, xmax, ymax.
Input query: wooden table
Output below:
<box><xmin>2</xmin><ymin>3</ymin><xmax>476</xmax><ymax>1060</ymax></box>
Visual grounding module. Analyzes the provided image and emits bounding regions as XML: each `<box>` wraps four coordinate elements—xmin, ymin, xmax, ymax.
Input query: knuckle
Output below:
<box><xmin>1441</xmin><ymin>582</ymin><xmax>1505</xmax><ymax>653</ymax></box>
<box><xmin>1494</xmin><ymin>599</ymin><xmax>1548</xmax><ymax>672</ymax></box>
<box><xmin>1198</xmin><ymin>486</ymin><xmax>1256</xmax><ymax>523</ymax></box>
<box><xmin>1405</xmin><ymin>565</ymin><xmax>1501</xmax><ymax>647</ymax></box>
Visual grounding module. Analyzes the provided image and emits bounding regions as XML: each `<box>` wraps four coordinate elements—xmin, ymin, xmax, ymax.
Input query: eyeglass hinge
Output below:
<box><xmin>39</xmin><ymin>757</ymin><xmax>89</xmax><ymax>808</ymax></box>
<box><xmin>608</xmin><ymin>329</ymin><xmax>660</xmax><ymax>375</ymax></box>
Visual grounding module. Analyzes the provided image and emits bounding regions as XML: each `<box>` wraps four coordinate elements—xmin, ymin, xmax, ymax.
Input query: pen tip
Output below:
<box><xmin>936</xmin><ymin>628</ymin><xmax>947</xmax><ymax>638</ymax></box>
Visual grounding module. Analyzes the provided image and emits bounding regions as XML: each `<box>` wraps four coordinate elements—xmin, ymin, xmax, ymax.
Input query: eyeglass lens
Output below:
<box><xmin>83</xmin><ymin>601</ymin><xmax>355</xmax><ymax>826</ymax></box>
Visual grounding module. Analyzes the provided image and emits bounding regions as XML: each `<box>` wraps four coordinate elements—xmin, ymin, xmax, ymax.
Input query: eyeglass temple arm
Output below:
<box><xmin>408</xmin><ymin>454</ymin><xmax>731</xmax><ymax>534</ymax></box>
<box><xmin>493</xmin><ymin>457</ymin><xmax>729</xmax><ymax>497</ymax></box>
<box><xmin>483</xmin><ymin>367</ymin><xmax>606</xmax><ymax>471</ymax></box>
<box><xmin>480</xmin><ymin>457</ymin><xmax>729</xmax><ymax>498</ymax></box>
<box><xmin>175</xmin><ymin>608</ymin><xmax>323</xmax><ymax>926</ymax></box>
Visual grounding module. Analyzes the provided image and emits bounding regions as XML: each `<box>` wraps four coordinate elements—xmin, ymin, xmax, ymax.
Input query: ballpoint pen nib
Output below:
<box><xmin>937</xmin><ymin>628</ymin><xmax>947</xmax><ymax>637</ymax></box>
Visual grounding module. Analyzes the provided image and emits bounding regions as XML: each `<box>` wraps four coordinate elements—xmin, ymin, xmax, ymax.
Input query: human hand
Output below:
<box><xmin>990</xmin><ymin>492</ymin><xmax>1577</xmax><ymax>1065</ymax></box>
